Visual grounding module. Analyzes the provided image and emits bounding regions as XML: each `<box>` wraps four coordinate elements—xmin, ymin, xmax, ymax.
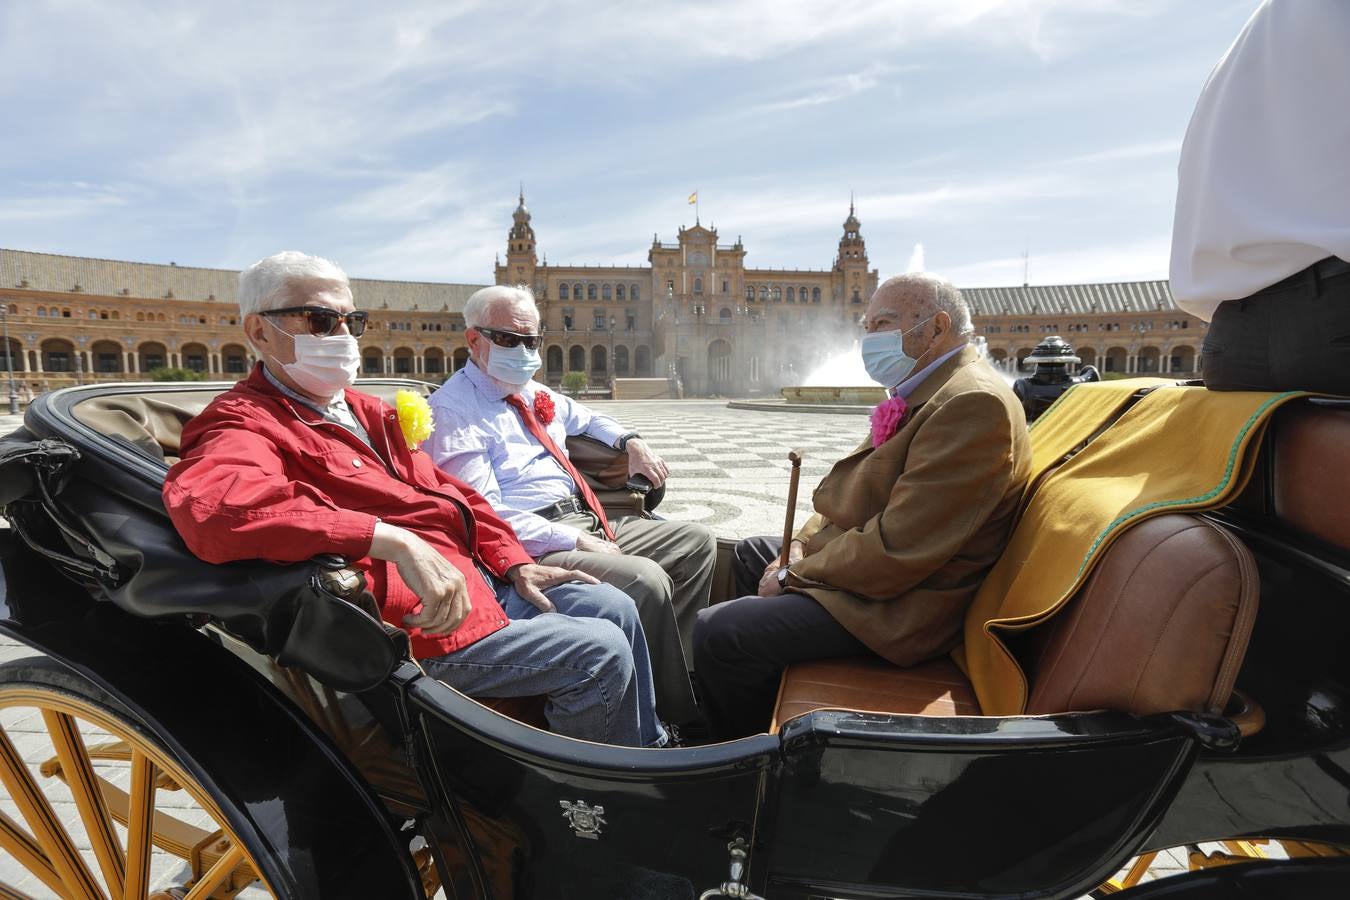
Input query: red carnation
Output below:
<box><xmin>533</xmin><ymin>390</ymin><xmax>556</xmax><ymax>425</ymax></box>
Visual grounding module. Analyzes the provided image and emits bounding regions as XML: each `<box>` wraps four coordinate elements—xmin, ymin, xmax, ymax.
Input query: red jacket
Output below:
<box><xmin>162</xmin><ymin>365</ymin><xmax>533</xmax><ymax>658</ymax></box>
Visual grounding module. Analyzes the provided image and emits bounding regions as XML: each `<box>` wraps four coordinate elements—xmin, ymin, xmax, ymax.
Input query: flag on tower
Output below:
<box><xmin>687</xmin><ymin>191</ymin><xmax>698</xmax><ymax>205</ymax></box>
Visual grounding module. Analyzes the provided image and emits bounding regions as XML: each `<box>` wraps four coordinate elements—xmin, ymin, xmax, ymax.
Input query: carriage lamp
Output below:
<box><xmin>1013</xmin><ymin>334</ymin><xmax>1100</xmax><ymax>422</ymax></box>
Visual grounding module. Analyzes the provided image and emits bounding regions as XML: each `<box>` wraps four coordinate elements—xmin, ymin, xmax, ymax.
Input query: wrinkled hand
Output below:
<box><xmin>625</xmin><ymin>438</ymin><xmax>668</xmax><ymax>488</ymax></box>
<box><xmin>757</xmin><ymin>541</ymin><xmax>805</xmax><ymax>598</ymax></box>
<box><xmin>371</xmin><ymin>524</ymin><xmax>471</xmax><ymax>636</ymax></box>
<box><xmin>508</xmin><ymin>562</ymin><xmax>600</xmax><ymax>612</ymax></box>
<box><xmin>576</xmin><ymin>532</ymin><xmax>623</xmax><ymax>555</ymax></box>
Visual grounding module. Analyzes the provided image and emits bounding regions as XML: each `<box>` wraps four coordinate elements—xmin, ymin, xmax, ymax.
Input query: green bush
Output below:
<box><xmin>561</xmin><ymin>371</ymin><xmax>588</xmax><ymax>394</ymax></box>
<box><xmin>148</xmin><ymin>366</ymin><xmax>207</xmax><ymax>382</ymax></box>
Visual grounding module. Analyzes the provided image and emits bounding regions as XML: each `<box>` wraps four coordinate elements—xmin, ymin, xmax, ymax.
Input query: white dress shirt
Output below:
<box><xmin>426</xmin><ymin>363</ymin><xmax>628</xmax><ymax>556</ymax></box>
<box><xmin>1170</xmin><ymin>0</ymin><xmax>1350</xmax><ymax>320</ymax></box>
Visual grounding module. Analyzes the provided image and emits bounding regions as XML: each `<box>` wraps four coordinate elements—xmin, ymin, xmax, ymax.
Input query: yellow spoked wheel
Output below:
<box><xmin>0</xmin><ymin>656</ymin><xmax>276</xmax><ymax>899</ymax></box>
<box><xmin>1095</xmin><ymin>838</ymin><xmax>1350</xmax><ymax>894</ymax></box>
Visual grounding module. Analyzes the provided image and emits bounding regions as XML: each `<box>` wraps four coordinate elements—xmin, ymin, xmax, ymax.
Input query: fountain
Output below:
<box><xmin>780</xmin><ymin>343</ymin><xmax>885</xmax><ymax>406</ymax></box>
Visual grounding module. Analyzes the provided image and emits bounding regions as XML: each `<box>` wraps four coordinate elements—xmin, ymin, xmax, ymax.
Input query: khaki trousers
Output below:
<box><xmin>540</xmin><ymin>511</ymin><xmax>716</xmax><ymax>726</ymax></box>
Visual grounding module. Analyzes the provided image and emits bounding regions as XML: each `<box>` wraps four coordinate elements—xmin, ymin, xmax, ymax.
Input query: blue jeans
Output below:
<box><xmin>420</xmin><ymin>580</ymin><xmax>667</xmax><ymax>748</ymax></box>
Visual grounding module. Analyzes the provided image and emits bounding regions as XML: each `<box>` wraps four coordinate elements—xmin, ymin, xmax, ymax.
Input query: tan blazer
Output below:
<box><xmin>788</xmin><ymin>344</ymin><xmax>1031</xmax><ymax>666</ymax></box>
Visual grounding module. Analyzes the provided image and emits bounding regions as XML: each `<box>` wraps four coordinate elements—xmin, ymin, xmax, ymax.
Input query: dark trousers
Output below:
<box><xmin>1203</xmin><ymin>258</ymin><xmax>1350</xmax><ymax>394</ymax></box>
<box><xmin>693</xmin><ymin>536</ymin><xmax>871</xmax><ymax>740</ymax></box>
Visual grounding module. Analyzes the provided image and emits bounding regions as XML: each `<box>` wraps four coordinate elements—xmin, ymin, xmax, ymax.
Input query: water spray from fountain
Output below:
<box><xmin>906</xmin><ymin>242</ymin><xmax>925</xmax><ymax>273</ymax></box>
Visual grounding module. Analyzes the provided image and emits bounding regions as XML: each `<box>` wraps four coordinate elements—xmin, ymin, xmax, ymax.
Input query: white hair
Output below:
<box><xmin>878</xmin><ymin>271</ymin><xmax>973</xmax><ymax>336</ymax></box>
<box><xmin>463</xmin><ymin>284</ymin><xmax>539</xmax><ymax>329</ymax></box>
<box><xmin>237</xmin><ymin>251</ymin><xmax>350</xmax><ymax>317</ymax></box>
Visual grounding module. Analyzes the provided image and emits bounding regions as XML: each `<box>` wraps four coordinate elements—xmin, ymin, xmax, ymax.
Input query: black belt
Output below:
<box><xmin>1260</xmin><ymin>256</ymin><xmax>1350</xmax><ymax>295</ymax></box>
<box><xmin>532</xmin><ymin>494</ymin><xmax>589</xmax><ymax>521</ymax></box>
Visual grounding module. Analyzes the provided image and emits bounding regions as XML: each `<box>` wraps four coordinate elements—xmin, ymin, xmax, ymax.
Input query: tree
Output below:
<box><xmin>561</xmin><ymin>370</ymin><xmax>588</xmax><ymax>395</ymax></box>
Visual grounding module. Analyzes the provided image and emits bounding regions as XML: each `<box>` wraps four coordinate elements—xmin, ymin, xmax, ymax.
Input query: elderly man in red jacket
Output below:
<box><xmin>163</xmin><ymin>250</ymin><xmax>666</xmax><ymax>747</ymax></box>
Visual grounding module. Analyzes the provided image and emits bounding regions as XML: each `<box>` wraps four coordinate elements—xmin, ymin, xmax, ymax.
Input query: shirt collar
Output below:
<box><xmin>463</xmin><ymin>359</ymin><xmax>531</xmax><ymax>402</ymax></box>
<box><xmin>261</xmin><ymin>364</ymin><xmax>350</xmax><ymax>418</ymax></box>
<box><xmin>892</xmin><ymin>342</ymin><xmax>968</xmax><ymax>401</ymax></box>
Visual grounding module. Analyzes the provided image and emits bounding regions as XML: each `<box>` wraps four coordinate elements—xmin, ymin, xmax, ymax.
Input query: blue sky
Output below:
<box><xmin>1</xmin><ymin>0</ymin><xmax>1259</xmax><ymax>287</ymax></box>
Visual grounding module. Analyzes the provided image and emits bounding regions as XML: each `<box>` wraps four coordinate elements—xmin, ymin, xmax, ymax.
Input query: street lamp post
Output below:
<box><xmin>0</xmin><ymin>308</ymin><xmax>17</xmax><ymax>414</ymax></box>
<box><xmin>608</xmin><ymin>315</ymin><xmax>616</xmax><ymax>389</ymax></box>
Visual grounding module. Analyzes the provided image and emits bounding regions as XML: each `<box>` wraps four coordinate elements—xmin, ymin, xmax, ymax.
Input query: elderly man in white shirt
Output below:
<box><xmin>425</xmin><ymin>285</ymin><xmax>715</xmax><ymax>729</ymax></box>
<box><xmin>1170</xmin><ymin>0</ymin><xmax>1350</xmax><ymax>395</ymax></box>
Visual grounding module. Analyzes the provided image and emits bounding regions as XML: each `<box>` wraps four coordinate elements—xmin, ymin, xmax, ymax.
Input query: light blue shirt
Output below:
<box><xmin>426</xmin><ymin>362</ymin><xmax>628</xmax><ymax>555</ymax></box>
<box><xmin>892</xmin><ymin>342</ymin><xmax>968</xmax><ymax>401</ymax></box>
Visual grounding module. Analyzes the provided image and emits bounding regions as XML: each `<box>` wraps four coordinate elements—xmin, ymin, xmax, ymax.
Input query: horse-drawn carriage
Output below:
<box><xmin>1</xmin><ymin>377</ymin><xmax>1348</xmax><ymax>899</ymax></box>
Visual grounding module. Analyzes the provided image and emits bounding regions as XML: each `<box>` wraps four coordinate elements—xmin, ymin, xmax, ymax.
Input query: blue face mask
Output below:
<box><xmin>860</xmin><ymin>316</ymin><xmax>935</xmax><ymax>389</ymax></box>
<box><xmin>485</xmin><ymin>343</ymin><xmax>542</xmax><ymax>387</ymax></box>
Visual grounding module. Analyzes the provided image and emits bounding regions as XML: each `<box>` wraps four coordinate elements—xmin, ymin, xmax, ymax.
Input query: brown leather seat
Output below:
<box><xmin>1271</xmin><ymin>403</ymin><xmax>1350</xmax><ymax>553</ymax></box>
<box><xmin>771</xmin><ymin>514</ymin><xmax>1258</xmax><ymax>729</ymax></box>
<box><xmin>771</xmin><ymin>657</ymin><xmax>978</xmax><ymax>731</ymax></box>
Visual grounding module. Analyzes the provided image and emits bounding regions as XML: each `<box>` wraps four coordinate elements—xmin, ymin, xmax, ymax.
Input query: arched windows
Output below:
<box><xmin>812</xmin><ymin>287</ymin><xmax>821</xmax><ymax>303</ymax></box>
<box><xmin>587</xmin><ymin>284</ymin><xmax>597</xmax><ymax>300</ymax></box>
<box><xmin>602</xmin><ymin>284</ymin><xmax>612</xmax><ymax>301</ymax></box>
<box><xmin>616</xmin><ymin>284</ymin><xmax>625</xmax><ymax>300</ymax></box>
<box><xmin>573</xmin><ymin>283</ymin><xmax>583</xmax><ymax>300</ymax></box>
<box><xmin>772</xmin><ymin>287</ymin><xmax>782</xmax><ymax>303</ymax></box>
<box><xmin>631</xmin><ymin>284</ymin><xmax>640</xmax><ymax>301</ymax></box>
<box><xmin>786</xmin><ymin>287</ymin><xmax>795</xmax><ymax>303</ymax></box>
<box><xmin>745</xmin><ymin>287</ymin><xmax>754</xmax><ymax>302</ymax></box>
<box><xmin>559</xmin><ymin>283</ymin><xmax>570</xmax><ymax>300</ymax></box>
<box><xmin>759</xmin><ymin>287</ymin><xmax>768</xmax><ymax>301</ymax></box>
<box><xmin>694</xmin><ymin>277</ymin><xmax>703</xmax><ymax>295</ymax></box>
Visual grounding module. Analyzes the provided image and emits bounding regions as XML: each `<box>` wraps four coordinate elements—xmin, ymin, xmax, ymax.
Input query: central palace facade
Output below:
<box><xmin>0</xmin><ymin>195</ymin><xmax>1206</xmax><ymax>398</ymax></box>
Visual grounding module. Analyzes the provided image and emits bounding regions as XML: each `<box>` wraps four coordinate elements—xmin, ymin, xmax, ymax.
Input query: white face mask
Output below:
<box><xmin>263</xmin><ymin>318</ymin><xmax>360</xmax><ymax>399</ymax></box>
<box><xmin>485</xmin><ymin>343</ymin><xmax>542</xmax><ymax>387</ymax></box>
<box><xmin>860</xmin><ymin>316</ymin><xmax>935</xmax><ymax>389</ymax></box>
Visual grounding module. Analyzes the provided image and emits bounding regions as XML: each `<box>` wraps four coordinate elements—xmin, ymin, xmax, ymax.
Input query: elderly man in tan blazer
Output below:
<box><xmin>693</xmin><ymin>273</ymin><xmax>1031</xmax><ymax>739</ymax></box>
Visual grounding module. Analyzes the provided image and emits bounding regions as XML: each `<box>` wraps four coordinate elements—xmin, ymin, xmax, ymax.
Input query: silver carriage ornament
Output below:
<box><xmin>559</xmin><ymin>799</ymin><xmax>607</xmax><ymax>840</ymax></box>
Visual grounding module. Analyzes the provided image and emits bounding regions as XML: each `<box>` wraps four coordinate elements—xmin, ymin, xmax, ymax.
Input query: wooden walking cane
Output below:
<box><xmin>780</xmin><ymin>450</ymin><xmax>804</xmax><ymax>567</ymax></box>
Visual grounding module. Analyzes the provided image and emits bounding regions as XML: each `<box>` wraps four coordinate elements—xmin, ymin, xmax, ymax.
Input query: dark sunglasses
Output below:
<box><xmin>261</xmin><ymin>305</ymin><xmax>369</xmax><ymax>337</ymax></box>
<box><xmin>475</xmin><ymin>327</ymin><xmax>543</xmax><ymax>350</ymax></box>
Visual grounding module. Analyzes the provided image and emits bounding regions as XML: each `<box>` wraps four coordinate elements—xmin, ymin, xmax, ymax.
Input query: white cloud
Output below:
<box><xmin>941</xmin><ymin>235</ymin><xmax>1172</xmax><ymax>287</ymax></box>
<box><xmin>0</xmin><ymin>183</ymin><xmax>138</xmax><ymax>222</ymax></box>
<box><xmin>1058</xmin><ymin>139</ymin><xmax>1182</xmax><ymax>166</ymax></box>
<box><xmin>751</xmin><ymin>63</ymin><xmax>904</xmax><ymax>113</ymax></box>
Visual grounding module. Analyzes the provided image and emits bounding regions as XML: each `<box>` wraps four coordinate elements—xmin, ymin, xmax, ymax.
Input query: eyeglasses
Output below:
<box><xmin>261</xmin><ymin>306</ymin><xmax>369</xmax><ymax>337</ymax></box>
<box><xmin>475</xmin><ymin>327</ymin><xmax>543</xmax><ymax>350</ymax></box>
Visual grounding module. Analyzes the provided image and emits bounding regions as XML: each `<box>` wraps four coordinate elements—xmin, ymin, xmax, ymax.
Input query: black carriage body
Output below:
<box><xmin>3</xmin><ymin>381</ymin><xmax>1350</xmax><ymax>899</ymax></box>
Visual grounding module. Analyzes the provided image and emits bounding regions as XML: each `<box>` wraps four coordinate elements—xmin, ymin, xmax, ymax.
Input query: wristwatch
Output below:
<box><xmin>776</xmin><ymin>566</ymin><xmax>790</xmax><ymax>587</ymax></box>
<box><xmin>616</xmin><ymin>432</ymin><xmax>641</xmax><ymax>451</ymax></box>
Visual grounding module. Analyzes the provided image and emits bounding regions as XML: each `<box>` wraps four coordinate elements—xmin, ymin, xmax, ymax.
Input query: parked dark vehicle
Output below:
<box><xmin>1</xmin><ymin>379</ymin><xmax>1348</xmax><ymax>899</ymax></box>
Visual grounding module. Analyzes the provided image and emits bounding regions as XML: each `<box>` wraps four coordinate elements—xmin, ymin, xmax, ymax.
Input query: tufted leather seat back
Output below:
<box><xmin>1023</xmin><ymin>514</ymin><xmax>1258</xmax><ymax>717</ymax></box>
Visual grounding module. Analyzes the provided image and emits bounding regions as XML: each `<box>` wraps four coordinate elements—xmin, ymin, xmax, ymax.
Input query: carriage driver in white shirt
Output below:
<box><xmin>1171</xmin><ymin>0</ymin><xmax>1350</xmax><ymax>395</ymax></box>
<box><xmin>425</xmin><ymin>285</ymin><xmax>716</xmax><ymax>730</ymax></box>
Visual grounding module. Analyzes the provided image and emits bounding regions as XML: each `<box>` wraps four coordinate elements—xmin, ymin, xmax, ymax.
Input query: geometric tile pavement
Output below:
<box><xmin>585</xmin><ymin>399</ymin><xmax>871</xmax><ymax>541</ymax></box>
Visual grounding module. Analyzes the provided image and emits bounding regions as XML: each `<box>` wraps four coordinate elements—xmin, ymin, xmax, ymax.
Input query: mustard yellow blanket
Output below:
<box><xmin>957</xmin><ymin>384</ymin><xmax>1308</xmax><ymax>716</ymax></box>
<box><xmin>1026</xmin><ymin>377</ymin><xmax>1172</xmax><ymax>488</ymax></box>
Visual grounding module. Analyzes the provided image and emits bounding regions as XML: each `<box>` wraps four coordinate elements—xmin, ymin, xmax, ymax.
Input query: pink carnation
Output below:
<box><xmin>870</xmin><ymin>396</ymin><xmax>909</xmax><ymax>448</ymax></box>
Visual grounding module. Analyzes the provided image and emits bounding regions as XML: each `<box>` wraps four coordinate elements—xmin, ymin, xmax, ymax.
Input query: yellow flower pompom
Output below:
<box><xmin>395</xmin><ymin>389</ymin><xmax>434</xmax><ymax>450</ymax></box>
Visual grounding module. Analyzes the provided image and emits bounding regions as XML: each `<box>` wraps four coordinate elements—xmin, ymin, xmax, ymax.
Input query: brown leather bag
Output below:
<box><xmin>563</xmin><ymin>434</ymin><xmax>665</xmax><ymax>519</ymax></box>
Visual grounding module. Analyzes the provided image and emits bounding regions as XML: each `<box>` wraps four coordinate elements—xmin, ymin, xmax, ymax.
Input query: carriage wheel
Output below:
<box><xmin>1093</xmin><ymin>839</ymin><xmax>1350</xmax><ymax>894</ymax></box>
<box><xmin>0</xmin><ymin>656</ymin><xmax>277</xmax><ymax>899</ymax></box>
